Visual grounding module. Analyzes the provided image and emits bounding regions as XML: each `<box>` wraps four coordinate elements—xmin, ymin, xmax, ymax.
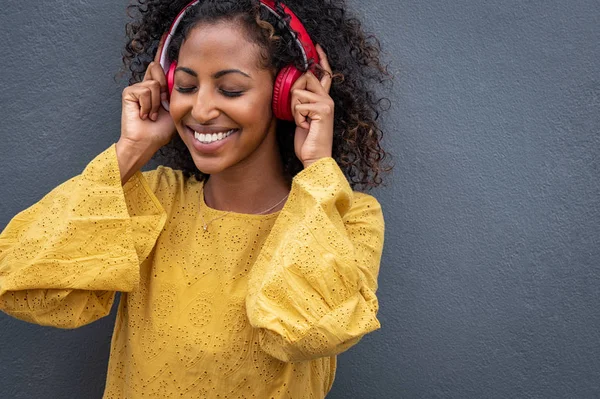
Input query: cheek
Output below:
<box><xmin>168</xmin><ymin>92</ymin><xmax>191</xmax><ymax>126</ymax></box>
<box><xmin>239</xmin><ymin>90</ymin><xmax>273</xmax><ymax>120</ymax></box>
<box><xmin>236</xmin><ymin>101</ymin><xmax>268</xmax><ymax>119</ymax></box>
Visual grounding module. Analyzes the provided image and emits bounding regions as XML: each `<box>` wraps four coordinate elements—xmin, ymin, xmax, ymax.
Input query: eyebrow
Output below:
<box><xmin>175</xmin><ymin>67</ymin><xmax>252</xmax><ymax>79</ymax></box>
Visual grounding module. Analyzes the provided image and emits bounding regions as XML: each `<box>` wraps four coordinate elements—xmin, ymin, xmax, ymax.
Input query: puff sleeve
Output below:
<box><xmin>0</xmin><ymin>143</ymin><xmax>167</xmax><ymax>329</ymax></box>
<box><xmin>246</xmin><ymin>157</ymin><xmax>385</xmax><ymax>362</ymax></box>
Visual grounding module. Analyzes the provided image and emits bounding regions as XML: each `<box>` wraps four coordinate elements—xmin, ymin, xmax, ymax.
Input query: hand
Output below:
<box><xmin>290</xmin><ymin>44</ymin><xmax>334</xmax><ymax>168</ymax></box>
<box><xmin>120</xmin><ymin>34</ymin><xmax>175</xmax><ymax>154</ymax></box>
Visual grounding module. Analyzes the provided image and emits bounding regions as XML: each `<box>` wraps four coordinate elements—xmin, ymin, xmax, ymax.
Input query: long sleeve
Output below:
<box><xmin>0</xmin><ymin>144</ymin><xmax>167</xmax><ymax>329</ymax></box>
<box><xmin>246</xmin><ymin>157</ymin><xmax>385</xmax><ymax>362</ymax></box>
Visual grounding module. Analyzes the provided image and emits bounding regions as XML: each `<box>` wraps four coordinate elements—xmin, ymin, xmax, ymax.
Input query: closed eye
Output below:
<box><xmin>220</xmin><ymin>90</ymin><xmax>244</xmax><ymax>98</ymax></box>
<box><xmin>175</xmin><ymin>86</ymin><xmax>196</xmax><ymax>94</ymax></box>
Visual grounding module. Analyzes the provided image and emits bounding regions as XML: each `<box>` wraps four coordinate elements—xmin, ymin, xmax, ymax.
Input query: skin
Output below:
<box><xmin>118</xmin><ymin>19</ymin><xmax>334</xmax><ymax>215</ymax></box>
<box><xmin>169</xmin><ymin>22</ymin><xmax>288</xmax><ymax>214</ymax></box>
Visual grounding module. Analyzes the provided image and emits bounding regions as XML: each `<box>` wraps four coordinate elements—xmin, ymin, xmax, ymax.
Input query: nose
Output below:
<box><xmin>191</xmin><ymin>88</ymin><xmax>220</xmax><ymax>123</ymax></box>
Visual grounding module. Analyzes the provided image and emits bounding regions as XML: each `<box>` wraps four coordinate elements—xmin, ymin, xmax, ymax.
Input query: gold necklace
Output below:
<box><xmin>199</xmin><ymin>184</ymin><xmax>289</xmax><ymax>232</ymax></box>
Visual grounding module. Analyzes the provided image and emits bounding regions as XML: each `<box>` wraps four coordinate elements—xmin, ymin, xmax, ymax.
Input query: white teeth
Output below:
<box><xmin>194</xmin><ymin>129</ymin><xmax>235</xmax><ymax>144</ymax></box>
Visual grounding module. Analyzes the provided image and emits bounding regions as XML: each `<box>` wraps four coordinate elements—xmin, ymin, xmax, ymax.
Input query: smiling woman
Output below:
<box><xmin>125</xmin><ymin>0</ymin><xmax>391</xmax><ymax>190</ymax></box>
<box><xmin>0</xmin><ymin>0</ymin><xmax>391</xmax><ymax>398</ymax></box>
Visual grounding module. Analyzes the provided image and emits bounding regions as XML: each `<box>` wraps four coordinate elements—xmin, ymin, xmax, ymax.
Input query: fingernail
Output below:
<box><xmin>141</xmin><ymin>113</ymin><xmax>148</xmax><ymax>120</ymax></box>
<box><xmin>151</xmin><ymin>112</ymin><xmax>158</xmax><ymax>121</ymax></box>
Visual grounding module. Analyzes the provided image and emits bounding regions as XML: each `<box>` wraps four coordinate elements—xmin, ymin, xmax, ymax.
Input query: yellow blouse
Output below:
<box><xmin>0</xmin><ymin>143</ymin><xmax>385</xmax><ymax>398</ymax></box>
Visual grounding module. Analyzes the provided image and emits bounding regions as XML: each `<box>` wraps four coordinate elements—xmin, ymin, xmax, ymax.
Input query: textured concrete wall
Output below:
<box><xmin>1</xmin><ymin>1</ymin><xmax>599</xmax><ymax>398</ymax></box>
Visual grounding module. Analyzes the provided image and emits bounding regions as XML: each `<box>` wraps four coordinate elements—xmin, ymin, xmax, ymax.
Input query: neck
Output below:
<box><xmin>202</xmin><ymin>125</ymin><xmax>291</xmax><ymax>214</ymax></box>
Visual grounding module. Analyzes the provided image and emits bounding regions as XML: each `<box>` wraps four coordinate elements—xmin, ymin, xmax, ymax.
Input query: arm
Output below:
<box><xmin>0</xmin><ymin>143</ymin><xmax>167</xmax><ymax>329</ymax></box>
<box><xmin>246</xmin><ymin>157</ymin><xmax>385</xmax><ymax>362</ymax></box>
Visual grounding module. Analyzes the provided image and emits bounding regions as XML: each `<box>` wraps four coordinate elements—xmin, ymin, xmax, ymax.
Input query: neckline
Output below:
<box><xmin>197</xmin><ymin>180</ymin><xmax>285</xmax><ymax>220</ymax></box>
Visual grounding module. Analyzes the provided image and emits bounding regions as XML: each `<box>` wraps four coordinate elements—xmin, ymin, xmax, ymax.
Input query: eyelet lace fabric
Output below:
<box><xmin>0</xmin><ymin>143</ymin><xmax>385</xmax><ymax>398</ymax></box>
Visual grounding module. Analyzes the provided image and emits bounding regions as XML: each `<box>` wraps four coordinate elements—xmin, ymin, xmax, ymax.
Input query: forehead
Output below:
<box><xmin>178</xmin><ymin>21</ymin><xmax>264</xmax><ymax>72</ymax></box>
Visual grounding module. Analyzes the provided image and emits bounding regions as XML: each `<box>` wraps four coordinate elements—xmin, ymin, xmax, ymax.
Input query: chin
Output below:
<box><xmin>188</xmin><ymin>152</ymin><xmax>226</xmax><ymax>176</ymax></box>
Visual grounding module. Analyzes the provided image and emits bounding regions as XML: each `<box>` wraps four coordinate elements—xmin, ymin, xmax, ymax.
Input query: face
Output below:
<box><xmin>169</xmin><ymin>21</ymin><xmax>277</xmax><ymax>176</ymax></box>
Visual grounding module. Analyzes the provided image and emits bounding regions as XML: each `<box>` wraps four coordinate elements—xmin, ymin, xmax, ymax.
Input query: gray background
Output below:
<box><xmin>1</xmin><ymin>0</ymin><xmax>599</xmax><ymax>398</ymax></box>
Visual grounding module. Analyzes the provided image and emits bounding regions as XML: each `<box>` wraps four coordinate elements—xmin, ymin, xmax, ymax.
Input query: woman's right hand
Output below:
<box><xmin>116</xmin><ymin>37</ymin><xmax>176</xmax><ymax>184</ymax></box>
<box><xmin>120</xmin><ymin>60</ymin><xmax>175</xmax><ymax>153</ymax></box>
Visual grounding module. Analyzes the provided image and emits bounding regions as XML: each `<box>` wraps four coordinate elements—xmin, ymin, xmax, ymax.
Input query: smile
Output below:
<box><xmin>194</xmin><ymin>129</ymin><xmax>236</xmax><ymax>144</ymax></box>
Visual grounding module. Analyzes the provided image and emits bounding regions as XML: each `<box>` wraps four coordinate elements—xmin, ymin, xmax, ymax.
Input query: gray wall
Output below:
<box><xmin>1</xmin><ymin>1</ymin><xmax>598</xmax><ymax>398</ymax></box>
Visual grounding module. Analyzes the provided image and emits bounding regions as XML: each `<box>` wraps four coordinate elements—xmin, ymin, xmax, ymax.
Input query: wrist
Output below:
<box><xmin>115</xmin><ymin>139</ymin><xmax>156</xmax><ymax>185</ymax></box>
<box><xmin>302</xmin><ymin>155</ymin><xmax>331</xmax><ymax>169</ymax></box>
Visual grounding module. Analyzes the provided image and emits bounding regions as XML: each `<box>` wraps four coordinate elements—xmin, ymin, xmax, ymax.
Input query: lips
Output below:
<box><xmin>185</xmin><ymin>124</ymin><xmax>239</xmax><ymax>153</ymax></box>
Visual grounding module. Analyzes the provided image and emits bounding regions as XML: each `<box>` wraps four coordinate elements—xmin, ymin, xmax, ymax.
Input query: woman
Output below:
<box><xmin>0</xmin><ymin>0</ymin><xmax>391</xmax><ymax>397</ymax></box>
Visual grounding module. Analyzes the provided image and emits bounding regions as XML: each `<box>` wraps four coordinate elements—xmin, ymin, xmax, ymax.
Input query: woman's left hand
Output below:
<box><xmin>291</xmin><ymin>44</ymin><xmax>334</xmax><ymax>169</ymax></box>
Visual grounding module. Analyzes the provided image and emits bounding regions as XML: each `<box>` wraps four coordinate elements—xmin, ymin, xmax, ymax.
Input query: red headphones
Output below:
<box><xmin>158</xmin><ymin>0</ymin><xmax>320</xmax><ymax>121</ymax></box>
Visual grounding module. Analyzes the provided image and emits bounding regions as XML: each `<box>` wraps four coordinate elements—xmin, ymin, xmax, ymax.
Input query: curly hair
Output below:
<box><xmin>122</xmin><ymin>0</ymin><xmax>393</xmax><ymax>190</ymax></box>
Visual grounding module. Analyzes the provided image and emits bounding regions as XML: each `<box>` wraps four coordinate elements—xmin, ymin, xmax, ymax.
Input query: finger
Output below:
<box><xmin>142</xmin><ymin>80</ymin><xmax>162</xmax><ymax>121</ymax></box>
<box><xmin>304</xmin><ymin>71</ymin><xmax>328</xmax><ymax>95</ymax></box>
<box><xmin>155</xmin><ymin>33</ymin><xmax>168</xmax><ymax>63</ymax></box>
<box><xmin>144</xmin><ymin>62</ymin><xmax>169</xmax><ymax>103</ymax></box>
<box><xmin>134</xmin><ymin>86</ymin><xmax>152</xmax><ymax>120</ymax></box>
<box><xmin>294</xmin><ymin>102</ymin><xmax>334</xmax><ymax>122</ymax></box>
<box><xmin>291</xmin><ymin>88</ymin><xmax>325</xmax><ymax>106</ymax></box>
<box><xmin>292</xmin><ymin>103</ymin><xmax>311</xmax><ymax>130</ymax></box>
<box><xmin>290</xmin><ymin>72</ymin><xmax>308</xmax><ymax>92</ymax></box>
<box><xmin>143</xmin><ymin>62</ymin><xmax>167</xmax><ymax>84</ymax></box>
<box><xmin>144</xmin><ymin>63</ymin><xmax>168</xmax><ymax>102</ymax></box>
<box><xmin>316</xmin><ymin>44</ymin><xmax>333</xmax><ymax>92</ymax></box>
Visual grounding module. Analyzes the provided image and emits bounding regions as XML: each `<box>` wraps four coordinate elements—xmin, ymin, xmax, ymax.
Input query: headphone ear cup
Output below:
<box><xmin>160</xmin><ymin>61</ymin><xmax>178</xmax><ymax>111</ymax></box>
<box><xmin>167</xmin><ymin>61</ymin><xmax>177</xmax><ymax>97</ymax></box>
<box><xmin>273</xmin><ymin>65</ymin><xmax>303</xmax><ymax>121</ymax></box>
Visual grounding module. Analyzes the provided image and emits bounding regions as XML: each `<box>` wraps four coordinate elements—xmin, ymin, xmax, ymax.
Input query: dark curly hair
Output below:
<box><xmin>122</xmin><ymin>0</ymin><xmax>393</xmax><ymax>190</ymax></box>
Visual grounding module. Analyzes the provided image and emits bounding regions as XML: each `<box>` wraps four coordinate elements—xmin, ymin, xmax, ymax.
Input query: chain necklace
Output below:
<box><xmin>199</xmin><ymin>184</ymin><xmax>289</xmax><ymax>232</ymax></box>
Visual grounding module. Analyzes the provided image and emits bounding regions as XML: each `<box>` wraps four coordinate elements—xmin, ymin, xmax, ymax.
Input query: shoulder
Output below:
<box><xmin>137</xmin><ymin>165</ymin><xmax>197</xmax><ymax>205</ymax></box>
<box><xmin>140</xmin><ymin>165</ymin><xmax>184</xmax><ymax>190</ymax></box>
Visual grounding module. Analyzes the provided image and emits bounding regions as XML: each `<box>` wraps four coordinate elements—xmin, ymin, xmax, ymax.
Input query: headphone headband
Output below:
<box><xmin>159</xmin><ymin>0</ymin><xmax>318</xmax><ymax>76</ymax></box>
<box><xmin>259</xmin><ymin>0</ymin><xmax>319</xmax><ymax>67</ymax></box>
